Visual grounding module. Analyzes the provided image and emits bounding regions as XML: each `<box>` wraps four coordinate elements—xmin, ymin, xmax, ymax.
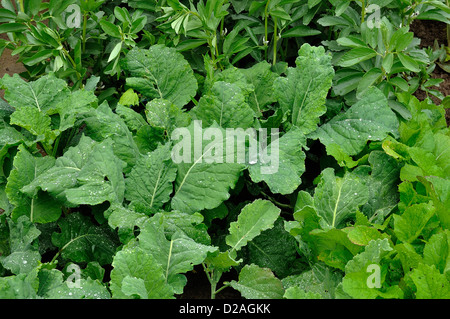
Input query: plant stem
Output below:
<box><xmin>82</xmin><ymin>12</ymin><xmax>88</xmax><ymax>53</ymax></box>
<box><xmin>361</xmin><ymin>0</ymin><xmax>366</xmax><ymax>23</ymax></box>
<box><xmin>264</xmin><ymin>0</ymin><xmax>272</xmax><ymax>61</ymax></box>
<box><xmin>272</xmin><ymin>17</ymin><xmax>277</xmax><ymax>65</ymax></box>
<box><xmin>18</xmin><ymin>0</ymin><xmax>25</xmax><ymax>13</ymax></box>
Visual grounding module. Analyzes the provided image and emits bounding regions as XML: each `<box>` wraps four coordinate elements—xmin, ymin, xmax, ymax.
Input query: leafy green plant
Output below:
<box><xmin>0</xmin><ymin>0</ymin><xmax>449</xmax><ymax>301</ymax></box>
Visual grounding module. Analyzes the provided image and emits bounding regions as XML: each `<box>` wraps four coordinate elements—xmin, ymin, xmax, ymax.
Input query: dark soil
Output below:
<box><xmin>410</xmin><ymin>19</ymin><xmax>450</xmax><ymax>125</ymax></box>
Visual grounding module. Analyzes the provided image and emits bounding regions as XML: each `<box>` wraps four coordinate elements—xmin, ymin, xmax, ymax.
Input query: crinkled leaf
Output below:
<box><xmin>51</xmin><ymin>212</ymin><xmax>118</xmax><ymax>265</ymax></box>
<box><xmin>191</xmin><ymin>81</ymin><xmax>255</xmax><ymax>129</ymax></box>
<box><xmin>82</xmin><ymin>102</ymin><xmax>140</xmax><ymax>173</ymax></box>
<box><xmin>110</xmin><ymin>246</ymin><xmax>174</xmax><ymax>299</ymax></box>
<box><xmin>0</xmin><ymin>73</ymin><xmax>68</xmax><ymax>113</ymax></box>
<box><xmin>125</xmin><ymin>143</ymin><xmax>177</xmax><ymax>212</ymax></box>
<box><xmin>6</xmin><ymin>145</ymin><xmax>60</xmax><ymax>223</ymax></box>
<box><xmin>241</xmin><ymin>61</ymin><xmax>279</xmax><ymax>115</ymax></box>
<box><xmin>137</xmin><ymin>219</ymin><xmax>217</xmax><ymax>294</ymax></box>
<box><xmin>0</xmin><ymin>216</ymin><xmax>41</xmax><ymax>274</ymax></box>
<box><xmin>313</xmin><ymin>168</ymin><xmax>369</xmax><ymax>229</ymax></box>
<box><xmin>122</xmin><ymin>45</ymin><xmax>198</xmax><ymax>108</ymax></box>
<box><xmin>274</xmin><ymin>44</ymin><xmax>334</xmax><ymax>134</ymax></box>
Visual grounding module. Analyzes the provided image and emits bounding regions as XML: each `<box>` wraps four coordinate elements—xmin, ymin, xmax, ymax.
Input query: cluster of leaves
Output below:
<box><xmin>0</xmin><ymin>0</ymin><xmax>449</xmax><ymax>299</ymax></box>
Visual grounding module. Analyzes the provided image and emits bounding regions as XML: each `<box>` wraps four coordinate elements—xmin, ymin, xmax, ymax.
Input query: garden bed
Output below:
<box><xmin>0</xmin><ymin>1</ymin><xmax>449</xmax><ymax>301</ymax></box>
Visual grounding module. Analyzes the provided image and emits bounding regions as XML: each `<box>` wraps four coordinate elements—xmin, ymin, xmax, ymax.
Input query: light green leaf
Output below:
<box><xmin>274</xmin><ymin>44</ymin><xmax>334</xmax><ymax>134</ymax></box>
<box><xmin>409</xmin><ymin>263</ymin><xmax>450</xmax><ymax>299</ymax></box>
<box><xmin>122</xmin><ymin>45</ymin><xmax>198</xmax><ymax>108</ymax></box>
<box><xmin>171</xmin><ymin>123</ymin><xmax>244</xmax><ymax>214</ymax></box>
<box><xmin>313</xmin><ymin>168</ymin><xmax>369</xmax><ymax>229</ymax></box>
<box><xmin>393</xmin><ymin>202</ymin><xmax>436</xmax><ymax>244</ymax></box>
<box><xmin>230</xmin><ymin>264</ymin><xmax>285</xmax><ymax>299</ymax></box>
<box><xmin>309</xmin><ymin>88</ymin><xmax>399</xmax><ymax>161</ymax></box>
<box><xmin>110</xmin><ymin>246</ymin><xmax>174</xmax><ymax>299</ymax></box>
<box><xmin>137</xmin><ymin>220</ymin><xmax>217</xmax><ymax>294</ymax></box>
<box><xmin>6</xmin><ymin>145</ymin><xmax>59</xmax><ymax>223</ymax></box>
<box><xmin>248</xmin><ymin>127</ymin><xmax>306</xmax><ymax>195</ymax></box>
<box><xmin>342</xmin><ymin>239</ymin><xmax>403</xmax><ymax>299</ymax></box>
<box><xmin>423</xmin><ymin>230</ymin><xmax>450</xmax><ymax>274</ymax></box>
<box><xmin>226</xmin><ymin>199</ymin><xmax>281</xmax><ymax>254</ymax></box>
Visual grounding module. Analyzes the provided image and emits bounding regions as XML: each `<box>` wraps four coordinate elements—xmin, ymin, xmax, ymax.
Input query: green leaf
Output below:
<box><xmin>226</xmin><ymin>199</ymin><xmax>281</xmax><ymax>254</ymax></box>
<box><xmin>248</xmin><ymin>127</ymin><xmax>306</xmax><ymax>195</ymax></box>
<box><xmin>122</xmin><ymin>45</ymin><xmax>198</xmax><ymax>108</ymax></box>
<box><xmin>171</xmin><ymin>123</ymin><xmax>244</xmax><ymax>214</ymax></box>
<box><xmin>125</xmin><ymin>143</ymin><xmax>177</xmax><ymax>212</ymax></box>
<box><xmin>145</xmin><ymin>98</ymin><xmax>191</xmax><ymax>134</ymax></box>
<box><xmin>397</xmin><ymin>52</ymin><xmax>420</xmax><ymax>72</ymax></box>
<box><xmin>337</xmin><ymin>47</ymin><xmax>377</xmax><ymax>67</ymax></box>
<box><xmin>309</xmin><ymin>88</ymin><xmax>399</xmax><ymax>162</ymax></box>
<box><xmin>242</xmin><ymin>218</ymin><xmax>303</xmax><ymax>278</ymax></box>
<box><xmin>51</xmin><ymin>212</ymin><xmax>118</xmax><ymax>265</ymax></box>
<box><xmin>423</xmin><ymin>230</ymin><xmax>450</xmax><ymax>274</ymax></box>
<box><xmin>409</xmin><ymin>263</ymin><xmax>450</xmax><ymax>299</ymax></box>
<box><xmin>342</xmin><ymin>239</ymin><xmax>403</xmax><ymax>299</ymax></box>
<box><xmin>6</xmin><ymin>145</ymin><xmax>60</xmax><ymax>223</ymax></box>
<box><xmin>313</xmin><ymin>168</ymin><xmax>369</xmax><ymax>229</ymax></box>
<box><xmin>1</xmin><ymin>74</ymin><xmax>68</xmax><ymax>113</ymax></box>
<box><xmin>241</xmin><ymin>61</ymin><xmax>278</xmax><ymax>115</ymax></box>
<box><xmin>230</xmin><ymin>264</ymin><xmax>285</xmax><ymax>299</ymax></box>
<box><xmin>110</xmin><ymin>246</ymin><xmax>174</xmax><ymax>299</ymax></box>
<box><xmin>0</xmin><ymin>23</ymin><xmax>27</xmax><ymax>33</ymax></box>
<box><xmin>274</xmin><ymin>44</ymin><xmax>334</xmax><ymax>134</ymax></box>
<box><xmin>119</xmin><ymin>89</ymin><xmax>140</xmax><ymax>107</ymax></box>
<box><xmin>0</xmin><ymin>216</ymin><xmax>41</xmax><ymax>275</ymax></box>
<box><xmin>82</xmin><ymin>102</ymin><xmax>140</xmax><ymax>173</ymax></box>
<box><xmin>0</xmin><ymin>268</ymin><xmax>39</xmax><ymax>298</ymax></box>
<box><xmin>393</xmin><ymin>202</ymin><xmax>436</xmax><ymax>244</ymax></box>
<box><xmin>38</xmin><ymin>268</ymin><xmax>110</xmax><ymax>299</ymax></box>
<box><xmin>360</xmin><ymin>151</ymin><xmax>401</xmax><ymax>223</ymax></box>
<box><xmin>99</xmin><ymin>19</ymin><xmax>122</xmax><ymax>38</ymax></box>
<box><xmin>191</xmin><ymin>81</ymin><xmax>255</xmax><ymax>129</ymax></box>
<box><xmin>137</xmin><ymin>219</ymin><xmax>217</xmax><ymax>294</ymax></box>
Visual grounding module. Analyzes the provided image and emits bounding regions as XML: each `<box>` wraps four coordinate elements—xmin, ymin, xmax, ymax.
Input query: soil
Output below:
<box><xmin>0</xmin><ymin>33</ymin><xmax>26</xmax><ymax>99</ymax></box>
<box><xmin>410</xmin><ymin>19</ymin><xmax>450</xmax><ymax>125</ymax></box>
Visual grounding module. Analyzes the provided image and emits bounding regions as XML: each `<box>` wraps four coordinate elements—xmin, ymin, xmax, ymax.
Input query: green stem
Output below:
<box><xmin>273</xmin><ymin>17</ymin><xmax>277</xmax><ymax>65</ymax></box>
<box><xmin>62</xmin><ymin>47</ymin><xmax>81</xmax><ymax>80</ymax></box>
<box><xmin>361</xmin><ymin>0</ymin><xmax>366</xmax><ymax>23</ymax></box>
<box><xmin>82</xmin><ymin>12</ymin><xmax>88</xmax><ymax>53</ymax></box>
<box><xmin>202</xmin><ymin>263</ymin><xmax>217</xmax><ymax>299</ymax></box>
<box><xmin>18</xmin><ymin>0</ymin><xmax>25</xmax><ymax>13</ymax></box>
<box><xmin>264</xmin><ymin>0</ymin><xmax>272</xmax><ymax>60</ymax></box>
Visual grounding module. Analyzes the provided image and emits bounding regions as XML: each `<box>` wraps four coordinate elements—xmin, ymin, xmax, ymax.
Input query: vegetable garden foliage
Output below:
<box><xmin>0</xmin><ymin>0</ymin><xmax>449</xmax><ymax>299</ymax></box>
